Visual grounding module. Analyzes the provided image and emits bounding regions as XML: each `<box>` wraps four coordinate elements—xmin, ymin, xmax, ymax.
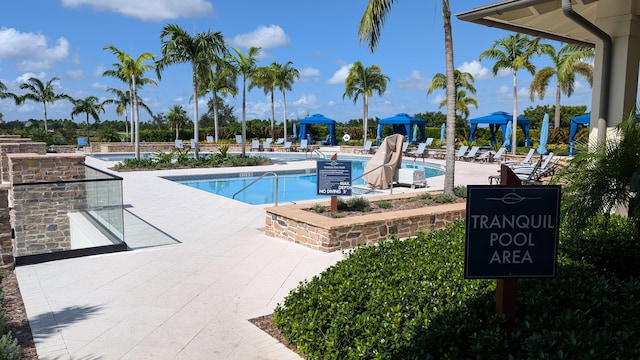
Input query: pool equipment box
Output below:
<box><xmin>397</xmin><ymin>168</ymin><xmax>427</xmax><ymax>188</ymax></box>
<box><xmin>464</xmin><ymin>185</ymin><xmax>561</xmax><ymax>279</ymax></box>
<box><xmin>316</xmin><ymin>160</ymin><xmax>352</xmax><ymax>196</ymax></box>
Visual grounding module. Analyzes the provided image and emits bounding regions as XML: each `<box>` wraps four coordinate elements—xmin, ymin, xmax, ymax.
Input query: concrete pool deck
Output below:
<box><xmin>15</xmin><ymin>154</ymin><xmax>501</xmax><ymax>359</ymax></box>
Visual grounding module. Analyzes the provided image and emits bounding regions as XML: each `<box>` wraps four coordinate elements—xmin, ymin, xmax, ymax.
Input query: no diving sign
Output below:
<box><xmin>464</xmin><ymin>185</ymin><xmax>561</xmax><ymax>279</ymax></box>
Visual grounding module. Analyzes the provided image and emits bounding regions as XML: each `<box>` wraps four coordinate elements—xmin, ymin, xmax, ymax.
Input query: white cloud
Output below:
<box><xmin>397</xmin><ymin>70</ymin><xmax>429</xmax><ymax>91</ymax></box>
<box><xmin>497</xmin><ymin>68</ymin><xmax>511</xmax><ymax>77</ymax></box>
<box><xmin>291</xmin><ymin>94</ymin><xmax>318</xmax><ymax>108</ymax></box>
<box><xmin>497</xmin><ymin>85</ymin><xmax>509</xmax><ymax>94</ymax></box>
<box><xmin>328</xmin><ymin>64</ymin><xmax>352</xmax><ymax>85</ymax></box>
<box><xmin>458</xmin><ymin>60</ymin><xmax>491</xmax><ymax>80</ymax></box>
<box><xmin>91</xmin><ymin>82</ymin><xmax>108</xmax><ymax>91</ymax></box>
<box><xmin>61</xmin><ymin>0</ymin><xmax>213</xmax><ymax>21</ymax></box>
<box><xmin>299</xmin><ymin>67</ymin><xmax>320</xmax><ymax>82</ymax></box>
<box><xmin>328</xmin><ymin>100</ymin><xmax>337</xmax><ymax>106</ymax></box>
<box><xmin>66</xmin><ymin>69</ymin><xmax>84</xmax><ymax>80</ymax></box>
<box><xmin>0</xmin><ymin>27</ymin><xmax>69</xmax><ymax>71</ymax></box>
<box><xmin>231</xmin><ymin>25</ymin><xmax>290</xmax><ymax>49</ymax></box>
<box><xmin>16</xmin><ymin>72</ymin><xmax>47</xmax><ymax>83</ymax></box>
<box><xmin>94</xmin><ymin>65</ymin><xmax>106</xmax><ymax>77</ymax></box>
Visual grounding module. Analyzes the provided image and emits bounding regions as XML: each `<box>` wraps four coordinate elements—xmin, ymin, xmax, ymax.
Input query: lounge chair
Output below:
<box><xmin>77</xmin><ymin>137</ymin><xmax>87</xmax><ymax>149</ymax></box>
<box><xmin>174</xmin><ymin>139</ymin><xmax>183</xmax><ymax>149</ymax></box>
<box><xmin>274</xmin><ymin>137</ymin><xmax>284</xmax><ymax>145</ymax></box>
<box><xmin>281</xmin><ymin>141</ymin><xmax>293</xmax><ymax>152</ymax></box>
<box><xmin>454</xmin><ymin>145</ymin><xmax>469</xmax><ymax>160</ymax></box>
<box><xmin>424</xmin><ymin>137</ymin><xmax>434</xmax><ymax>146</ymax></box>
<box><xmin>298</xmin><ymin>139</ymin><xmax>309</xmax><ymax>152</ymax></box>
<box><xmin>475</xmin><ymin>150</ymin><xmax>492</xmax><ymax>162</ymax></box>
<box><xmin>462</xmin><ymin>146</ymin><xmax>480</xmax><ymax>161</ymax></box>
<box><xmin>262</xmin><ymin>139</ymin><xmax>273</xmax><ymax>152</ymax></box>
<box><xmin>488</xmin><ymin>147</ymin><xmax>507</xmax><ymax>163</ymax></box>
<box><xmin>510</xmin><ymin>152</ymin><xmax>554</xmax><ymax>173</ymax></box>
<box><xmin>235</xmin><ymin>134</ymin><xmax>243</xmax><ymax>144</ymax></box>
<box><xmin>401</xmin><ymin>142</ymin><xmax>409</xmax><ymax>155</ymax></box>
<box><xmin>504</xmin><ymin>148</ymin><xmax>535</xmax><ymax>166</ymax></box>
<box><xmin>356</xmin><ymin>140</ymin><xmax>373</xmax><ymax>154</ymax></box>
<box><xmin>250</xmin><ymin>139</ymin><xmax>260</xmax><ymax>151</ymax></box>
<box><xmin>407</xmin><ymin>143</ymin><xmax>427</xmax><ymax>159</ymax></box>
<box><xmin>206</xmin><ymin>136</ymin><xmax>214</xmax><ymax>143</ymax></box>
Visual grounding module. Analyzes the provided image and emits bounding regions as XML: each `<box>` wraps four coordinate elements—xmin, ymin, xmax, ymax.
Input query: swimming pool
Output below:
<box><xmin>167</xmin><ymin>159</ymin><xmax>444</xmax><ymax>205</ymax></box>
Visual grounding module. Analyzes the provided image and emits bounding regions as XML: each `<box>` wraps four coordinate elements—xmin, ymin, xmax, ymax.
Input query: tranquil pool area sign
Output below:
<box><xmin>464</xmin><ymin>185</ymin><xmax>561</xmax><ymax>279</ymax></box>
<box><xmin>316</xmin><ymin>160</ymin><xmax>352</xmax><ymax>196</ymax></box>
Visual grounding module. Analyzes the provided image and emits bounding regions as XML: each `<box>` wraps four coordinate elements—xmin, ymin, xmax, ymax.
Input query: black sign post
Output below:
<box><xmin>465</xmin><ymin>165</ymin><xmax>561</xmax><ymax>330</ymax></box>
<box><xmin>317</xmin><ymin>156</ymin><xmax>351</xmax><ymax>212</ymax></box>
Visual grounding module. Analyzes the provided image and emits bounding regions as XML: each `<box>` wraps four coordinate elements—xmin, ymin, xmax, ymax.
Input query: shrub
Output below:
<box><xmin>374</xmin><ymin>200</ymin><xmax>392</xmax><ymax>209</ymax></box>
<box><xmin>274</xmin><ymin>221</ymin><xmax>640</xmax><ymax>359</ymax></box>
<box><xmin>337</xmin><ymin>197</ymin><xmax>370</xmax><ymax>212</ymax></box>
<box><xmin>311</xmin><ymin>203</ymin><xmax>327</xmax><ymax>213</ymax></box>
<box><xmin>453</xmin><ymin>185</ymin><xmax>467</xmax><ymax>198</ymax></box>
<box><xmin>432</xmin><ymin>193</ymin><xmax>457</xmax><ymax>203</ymax></box>
<box><xmin>559</xmin><ymin>214</ymin><xmax>640</xmax><ymax>277</ymax></box>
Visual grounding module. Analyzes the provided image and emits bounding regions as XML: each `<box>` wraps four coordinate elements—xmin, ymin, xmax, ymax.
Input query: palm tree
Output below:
<box><xmin>103</xmin><ymin>45</ymin><xmax>156</xmax><ymax>160</ymax></box>
<box><xmin>437</xmin><ymin>89</ymin><xmax>478</xmax><ymax>120</ymax></box>
<box><xmin>273</xmin><ymin>61</ymin><xmax>300</xmax><ymax>142</ymax></box>
<box><xmin>17</xmin><ymin>77</ymin><xmax>73</xmax><ymax>132</ymax></box>
<box><xmin>198</xmin><ymin>61</ymin><xmax>237</xmax><ymax>142</ymax></box>
<box><xmin>250</xmin><ymin>64</ymin><xmax>278</xmax><ymax>139</ymax></box>
<box><xmin>167</xmin><ymin>104</ymin><xmax>188</xmax><ymax>140</ymax></box>
<box><xmin>343</xmin><ymin>61</ymin><xmax>389</xmax><ymax>145</ymax></box>
<box><xmin>101</xmin><ymin>88</ymin><xmax>153</xmax><ymax>141</ymax></box>
<box><xmin>479</xmin><ymin>33</ymin><xmax>545</xmax><ymax>154</ymax></box>
<box><xmin>157</xmin><ymin>24</ymin><xmax>227</xmax><ymax>159</ymax></box>
<box><xmin>229</xmin><ymin>46</ymin><xmax>261</xmax><ymax>157</ymax></box>
<box><xmin>428</xmin><ymin>69</ymin><xmax>478</xmax><ymax>120</ymax></box>
<box><xmin>359</xmin><ymin>0</ymin><xmax>456</xmax><ymax>194</ymax></box>
<box><xmin>529</xmin><ymin>44</ymin><xmax>594</xmax><ymax>128</ymax></box>
<box><xmin>70</xmin><ymin>96</ymin><xmax>103</xmax><ymax>144</ymax></box>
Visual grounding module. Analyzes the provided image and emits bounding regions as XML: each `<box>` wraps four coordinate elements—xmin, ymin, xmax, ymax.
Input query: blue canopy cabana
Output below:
<box><xmin>375</xmin><ymin>113</ymin><xmax>426</xmax><ymax>145</ymax></box>
<box><xmin>298</xmin><ymin>114</ymin><xmax>337</xmax><ymax>145</ymax></box>
<box><xmin>469</xmin><ymin>111</ymin><xmax>531</xmax><ymax>148</ymax></box>
<box><xmin>567</xmin><ymin>113</ymin><xmax>590</xmax><ymax>156</ymax></box>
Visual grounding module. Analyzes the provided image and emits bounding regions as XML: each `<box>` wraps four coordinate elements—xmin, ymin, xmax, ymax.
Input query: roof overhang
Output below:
<box><xmin>456</xmin><ymin>0</ymin><xmax>600</xmax><ymax>46</ymax></box>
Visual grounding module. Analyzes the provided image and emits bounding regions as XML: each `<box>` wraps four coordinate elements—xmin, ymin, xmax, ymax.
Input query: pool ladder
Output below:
<box><xmin>232</xmin><ymin>172</ymin><xmax>279</xmax><ymax>206</ymax></box>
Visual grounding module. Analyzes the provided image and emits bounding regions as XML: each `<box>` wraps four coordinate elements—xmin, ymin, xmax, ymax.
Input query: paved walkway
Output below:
<box><xmin>15</xmin><ymin>154</ymin><xmax>500</xmax><ymax>359</ymax></box>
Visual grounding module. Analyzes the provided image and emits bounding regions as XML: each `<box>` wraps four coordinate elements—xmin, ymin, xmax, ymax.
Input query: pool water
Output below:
<box><xmin>172</xmin><ymin>160</ymin><xmax>444</xmax><ymax>205</ymax></box>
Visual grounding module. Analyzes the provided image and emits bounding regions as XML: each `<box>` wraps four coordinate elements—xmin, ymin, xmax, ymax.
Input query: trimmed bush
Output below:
<box><xmin>274</xmin><ymin>221</ymin><xmax>640</xmax><ymax>359</ymax></box>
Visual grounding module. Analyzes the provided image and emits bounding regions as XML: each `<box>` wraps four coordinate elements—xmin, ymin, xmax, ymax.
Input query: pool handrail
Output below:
<box><xmin>307</xmin><ymin>149</ymin><xmax>326</xmax><ymax>159</ymax></box>
<box><xmin>352</xmin><ymin>163</ymin><xmax>394</xmax><ymax>194</ymax></box>
<box><xmin>232</xmin><ymin>172</ymin><xmax>279</xmax><ymax>206</ymax></box>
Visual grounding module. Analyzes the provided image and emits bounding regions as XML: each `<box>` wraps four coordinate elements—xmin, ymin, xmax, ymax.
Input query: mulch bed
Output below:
<box><xmin>1</xmin><ymin>271</ymin><xmax>38</xmax><ymax>359</ymax></box>
<box><xmin>249</xmin><ymin>314</ymin><xmax>303</xmax><ymax>357</ymax></box>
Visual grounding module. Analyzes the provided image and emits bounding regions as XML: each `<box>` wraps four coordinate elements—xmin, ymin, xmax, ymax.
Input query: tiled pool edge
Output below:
<box><xmin>265</xmin><ymin>193</ymin><xmax>466</xmax><ymax>252</ymax></box>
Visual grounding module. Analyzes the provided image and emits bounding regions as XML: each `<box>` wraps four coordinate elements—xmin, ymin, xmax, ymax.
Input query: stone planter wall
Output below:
<box><xmin>265</xmin><ymin>193</ymin><xmax>466</xmax><ymax>252</ymax></box>
<box><xmin>0</xmin><ymin>142</ymin><xmax>47</xmax><ymax>183</ymax></box>
<box><xmin>8</xmin><ymin>153</ymin><xmax>87</xmax><ymax>256</ymax></box>
<box><xmin>0</xmin><ymin>185</ymin><xmax>13</xmax><ymax>269</ymax></box>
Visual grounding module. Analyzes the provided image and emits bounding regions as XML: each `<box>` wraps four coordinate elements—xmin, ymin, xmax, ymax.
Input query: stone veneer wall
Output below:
<box><xmin>8</xmin><ymin>153</ymin><xmax>87</xmax><ymax>256</ymax></box>
<box><xmin>265</xmin><ymin>197</ymin><xmax>466</xmax><ymax>252</ymax></box>
<box><xmin>0</xmin><ymin>142</ymin><xmax>47</xmax><ymax>183</ymax></box>
<box><xmin>0</xmin><ymin>185</ymin><xmax>13</xmax><ymax>269</ymax></box>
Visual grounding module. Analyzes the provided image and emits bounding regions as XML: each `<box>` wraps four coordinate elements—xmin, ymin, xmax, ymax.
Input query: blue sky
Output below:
<box><xmin>0</xmin><ymin>0</ymin><xmax>593</xmax><ymax>125</ymax></box>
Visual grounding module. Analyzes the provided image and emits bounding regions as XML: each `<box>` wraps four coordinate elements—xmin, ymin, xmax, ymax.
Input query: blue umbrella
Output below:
<box><xmin>537</xmin><ymin>113</ymin><xmax>549</xmax><ymax>155</ymax></box>
<box><xmin>503</xmin><ymin>122</ymin><xmax>512</xmax><ymax>151</ymax></box>
<box><xmin>292</xmin><ymin>123</ymin><xmax>297</xmax><ymax>140</ymax></box>
<box><xmin>412</xmin><ymin>124</ymin><xmax>418</xmax><ymax>143</ymax></box>
<box><xmin>440</xmin><ymin>123</ymin><xmax>446</xmax><ymax>143</ymax></box>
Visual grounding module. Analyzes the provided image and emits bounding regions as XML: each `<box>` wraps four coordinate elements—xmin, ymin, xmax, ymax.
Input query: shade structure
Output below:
<box><xmin>297</xmin><ymin>114</ymin><xmax>337</xmax><ymax>146</ymax></box>
<box><xmin>469</xmin><ymin>111</ymin><xmax>531</xmax><ymax>148</ymax></box>
<box><xmin>537</xmin><ymin>113</ymin><xmax>550</xmax><ymax>155</ymax></box>
<box><xmin>440</xmin><ymin>123</ymin><xmax>446</xmax><ymax>143</ymax></box>
<box><xmin>567</xmin><ymin>113</ymin><xmax>591</xmax><ymax>156</ymax></box>
<box><xmin>376</xmin><ymin>113</ymin><xmax>426</xmax><ymax>145</ymax></box>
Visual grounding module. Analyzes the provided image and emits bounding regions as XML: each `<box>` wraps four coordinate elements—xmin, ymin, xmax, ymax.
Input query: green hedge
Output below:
<box><xmin>274</xmin><ymin>221</ymin><xmax>640</xmax><ymax>359</ymax></box>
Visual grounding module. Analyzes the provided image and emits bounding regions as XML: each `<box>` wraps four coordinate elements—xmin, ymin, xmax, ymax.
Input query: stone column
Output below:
<box><xmin>0</xmin><ymin>184</ymin><xmax>13</xmax><ymax>269</ymax></box>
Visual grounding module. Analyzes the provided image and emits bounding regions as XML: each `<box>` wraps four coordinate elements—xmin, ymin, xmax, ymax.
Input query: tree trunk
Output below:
<box><xmin>270</xmin><ymin>90</ymin><xmax>275</xmax><ymax>139</ymax></box>
<box><xmin>283</xmin><ymin>90</ymin><xmax>288</xmax><ymax>142</ymax></box>
<box><xmin>241</xmin><ymin>77</ymin><xmax>247</xmax><ymax>157</ymax></box>
<box><xmin>132</xmin><ymin>76</ymin><xmax>140</xmax><ymax>160</ymax></box>
<box><xmin>213</xmin><ymin>93</ymin><xmax>220</xmax><ymax>143</ymax></box>
<box><xmin>363</xmin><ymin>95</ymin><xmax>368</xmax><ymax>145</ymax></box>
<box><xmin>443</xmin><ymin>2</ymin><xmax>456</xmax><ymax>195</ymax></box>
<box><xmin>192</xmin><ymin>64</ymin><xmax>200</xmax><ymax>159</ymax></box>
<box><xmin>43</xmin><ymin>103</ymin><xmax>48</xmax><ymax>132</ymax></box>
<box><xmin>554</xmin><ymin>87</ymin><xmax>561</xmax><ymax>129</ymax></box>
<box><xmin>129</xmin><ymin>92</ymin><xmax>134</xmax><ymax>144</ymax></box>
<box><xmin>511</xmin><ymin>70</ymin><xmax>518</xmax><ymax>155</ymax></box>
